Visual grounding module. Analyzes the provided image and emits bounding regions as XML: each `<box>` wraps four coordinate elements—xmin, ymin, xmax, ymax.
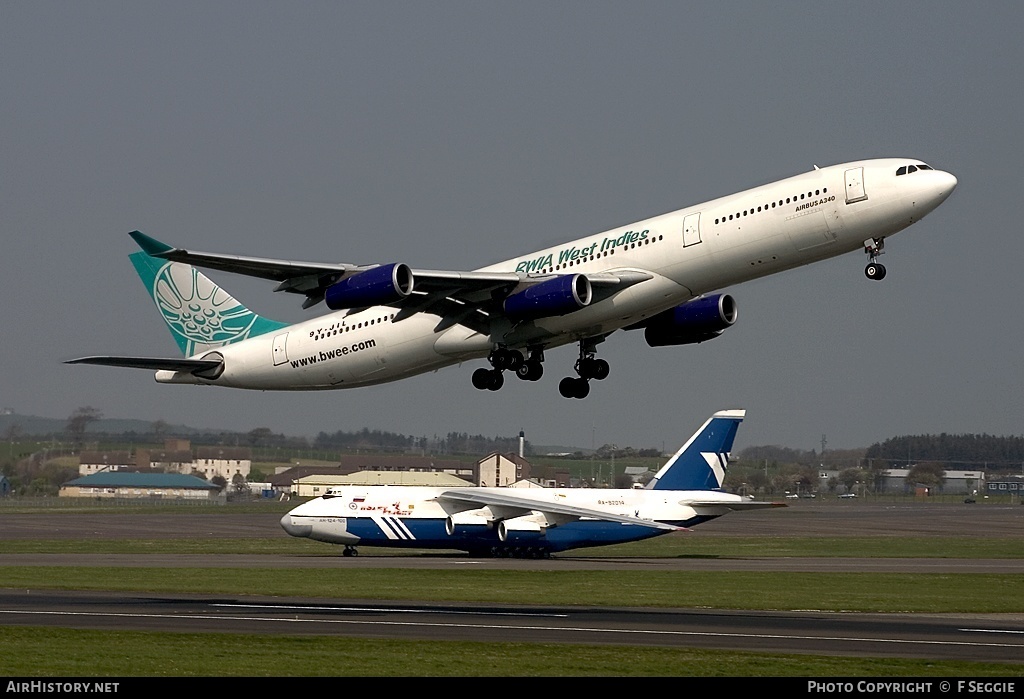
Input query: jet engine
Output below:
<box><xmin>641</xmin><ymin>294</ymin><xmax>737</xmax><ymax>347</ymax></box>
<box><xmin>503</xmin><ymin>274</ymin><xmax>592</xmax><ymax>322</ymax></box>
<box><xmin>445</xmin><ymin>512</ymin><xmax>492</xmax><ymax>538</ymax></box>
<box><xmin>324</xmin><ymin>263</ymin><xmax>413</xmax><ymax>310</ymax></box>
<box><xmin>497</xmin><ymin>517</ymin><xmax>545</xmax><ymax>542</ymax></box>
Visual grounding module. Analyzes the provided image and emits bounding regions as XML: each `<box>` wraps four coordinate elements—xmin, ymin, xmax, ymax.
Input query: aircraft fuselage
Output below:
<box><xmin>281</xmin><ymin>485</ymin><xmax>745</xmax><ymax>553</ymax></box>
<box><xmin>156</xmin><ymin>158</ymin><xmax>956</xmax><ymax>390</ymax></box>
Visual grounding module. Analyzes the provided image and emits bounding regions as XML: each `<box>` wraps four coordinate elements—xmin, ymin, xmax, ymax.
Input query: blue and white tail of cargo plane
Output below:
<box><xmin>67</xmin><ymin>158</ymin><xmax>956</xmax><ymax>399</ymax></box>
<box><xmin>280</xmin><ymin>409</ymin><xmax>784</xmax><ymax>557</ymax></box>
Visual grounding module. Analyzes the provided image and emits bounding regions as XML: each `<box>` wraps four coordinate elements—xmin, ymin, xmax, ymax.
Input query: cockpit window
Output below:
<box><xmin>896</xmin><ymin>163</ymin><xmax>931</xmax><ymax>176</ymax></box>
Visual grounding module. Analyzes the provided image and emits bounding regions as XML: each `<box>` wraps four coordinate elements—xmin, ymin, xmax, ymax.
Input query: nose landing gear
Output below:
<box><xmin>864</xmin><ymin>237</ymin><xmax>886</xmax><ymax>280</ymax></box>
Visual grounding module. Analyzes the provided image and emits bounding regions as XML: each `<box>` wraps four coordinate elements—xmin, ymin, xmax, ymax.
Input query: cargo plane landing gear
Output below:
<box><xmin>864</xmin><ymin>237</ymin><xmax>886</xmax><ymax>280</ymax></box>
<box><xmin>559</xmin><ymin>339</ymin><xmax>610</xmax><ymax>399</ymax></box>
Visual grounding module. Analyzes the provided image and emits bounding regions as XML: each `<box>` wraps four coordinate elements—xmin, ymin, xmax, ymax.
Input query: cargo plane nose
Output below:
<box><xmin>280</xmin><ymin>513</ymin><xmax>311</xmax><ymax>538</ymax></box>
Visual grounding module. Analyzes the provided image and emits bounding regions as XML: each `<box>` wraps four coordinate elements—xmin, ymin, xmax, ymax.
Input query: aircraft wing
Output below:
<box><xmin>128</xmin><ymin>232</ymin><xmax>652</xmax><ymax>326</ymax></box>
<box><xmin>130</xmin><ymin>231</ymin><xmax>521</xmax><ymax>310</ymax></box>
<box><xmin>64</xmin><ymin>355</ymin><xmax>223</xmax><ymax>374</ymax></box>
<box><xmin>438</xmin><ymin>489</ymin><xmax>684</xmax><ymax>531</ymax></box>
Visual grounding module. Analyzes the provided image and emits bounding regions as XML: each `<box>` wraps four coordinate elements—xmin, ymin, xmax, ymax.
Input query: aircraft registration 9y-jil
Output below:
<box><xmin>69</xmin><ymin>159</ymin><xmax>956</xmax><ymax>398</ymax></box>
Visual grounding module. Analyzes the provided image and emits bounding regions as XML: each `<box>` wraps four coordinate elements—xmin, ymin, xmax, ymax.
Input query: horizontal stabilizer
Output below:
<box><xmin>687</xmin><ymin>500</ymin><xmax>787</xmax><ymax>512</ymax></box>
<box><xmin>65</xmin><ymin>355</ymin><xmax>223</xmax><ymax>374</ymax></box>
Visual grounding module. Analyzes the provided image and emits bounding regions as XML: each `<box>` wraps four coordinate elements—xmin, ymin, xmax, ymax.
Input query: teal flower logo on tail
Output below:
<box><xmin>130</xmin><ymin>251</ymin><xmax>287</xmax><ymax>356</ymax></box>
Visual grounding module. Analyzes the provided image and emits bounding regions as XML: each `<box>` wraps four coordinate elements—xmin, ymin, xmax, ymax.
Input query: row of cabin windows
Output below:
<box><xmin>896</xmin><ymin>163</ymin><xmax>933</xmax><ymax>176</ymax></box>
<box><xmin>311</xmin><ymin>313</ymin><xmax>396</xmax><ymax>341</ymax></box>
<box><xmin>713</xmin><ymin>188</ymin><xmax>829</xmax><ymax>225</ymax></box>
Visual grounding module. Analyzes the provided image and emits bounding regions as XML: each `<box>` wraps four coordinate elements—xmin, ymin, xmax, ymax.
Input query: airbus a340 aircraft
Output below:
<box><xmin>69</xmin><ymin>158</ymin><xmax>956</xmax><ymax>398</ymax></box>
<box><xmin>280</xmin><ymin>409</ymin><xmax>780</xmax><ymax>557</ymax></box>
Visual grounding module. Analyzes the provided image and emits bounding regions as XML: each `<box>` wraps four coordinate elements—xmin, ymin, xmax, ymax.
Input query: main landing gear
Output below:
<box><xmin>558</xmin><ymin>340</ymin><xmax>609</xmax><ymax>400</ymax></box>
<box><xmin>471</xmin><ymin>347</ymin><xmax>544</xmax><ymax>391</ymax></box>
<box><xmin>342</xmin><ymin>545</ymin><xmax>358</xmax><ymax>557</ymax></box>
<box><xmin>864</xmin><ymin>237</ymin><xmax>887</xmax><ymax>280</ymax></box>
<box><xmin>470</xmin><ymin>340</ymin><xmax>609</xmax><ymax>399</ymax></box>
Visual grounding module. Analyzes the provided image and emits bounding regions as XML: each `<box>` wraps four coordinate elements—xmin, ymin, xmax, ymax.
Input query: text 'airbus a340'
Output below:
<box><xmin>280</xmin><ymin>409</ymin><xmax>780</xmax><ymax>557</ymax></box>
<box><xmin>69</xmin><ymin>159</ymin><xmax>956</xmax><ymax>398</ymax></box>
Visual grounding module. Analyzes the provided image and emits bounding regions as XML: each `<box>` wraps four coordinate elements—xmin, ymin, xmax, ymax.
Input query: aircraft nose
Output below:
<box><xmin>280</xmin><ymin>514</ymin><xmax>312</xmax><ymax>538</ymax></box>
<box><xmin>915</xmin><ymin>169</ymin><xmax>958</xmax><ymax>213</ymax></box>
<box><xmin>936</xmin><ymin>170</ymin><xmax>958</xmax><ymax>198</ymax></box>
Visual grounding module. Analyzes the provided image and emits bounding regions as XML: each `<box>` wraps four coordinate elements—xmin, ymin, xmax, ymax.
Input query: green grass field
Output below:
<box><xmin>0</xmin><ymin>626</ymin><xmax>1017</xmax><ymax>677</ymax></box>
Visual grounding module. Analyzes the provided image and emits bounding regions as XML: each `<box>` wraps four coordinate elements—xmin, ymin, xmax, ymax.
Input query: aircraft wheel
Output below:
<box><xmin>559</xmin><ymin>377</ymin><xmax>576</xmax><ymax>398</ymax></box>
<box><xmin>506</xmin><ymin>350</ymin><xmax>524</xmax><ymax>371</ymax></box>
<box><xmin>560</xmin><ymin>377</ymin><xmax>589</xmax><ymax>399</ymax></box>
<box><xmin>865</xmin><ymin>262</ymin><xmax>886</xmax><ymax>280</ymax></box>
<box><xmin>472</xmin><ymin>368</ymin><xmax>492</xmax><ymax>390</ymax></box>
<box><xmin>579</xmin><ymin>358</ymin><xmax>596</xmax><ymax>379</ymax></box>
<box><xmin>579</xmin><ymin>357</ymin><xmax>609</xmax><ymax>381</ymax></box>
<box><xmin>574</xmin><ymin>379</ymin><xmax>591</xmax><ymax>399</ymax></box>
<box><xmin>487</xmin><ymin>370</ymin><xmax>504</xmax><ymax>391</ymax></box>
<box><xmin>517</xmin><ymin>360</ymin><xmax>543</xmax><ymax>381</ymax></box>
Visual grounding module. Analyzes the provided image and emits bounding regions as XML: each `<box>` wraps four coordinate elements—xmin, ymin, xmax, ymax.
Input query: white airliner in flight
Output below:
<box><xmin>69</xmin><ymin>158</ymin><xmax>956</xmax><ymax>398</ymax></box>
<box><xmin>281</xmin><ymin>409</ymin><xmax>781</xmax><ymax>557</ymax></box>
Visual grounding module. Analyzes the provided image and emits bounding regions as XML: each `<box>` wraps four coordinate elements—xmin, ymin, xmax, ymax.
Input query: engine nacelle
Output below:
<box><xmin>445</xmin><ymin>512</ymin><xmax>492</xmax><ymax>538</ymax></box>
<box><xmin>324</xmin><ymin>263</ymin><xmax>413</xmax><ymax>310</ymax></box>
<box><xmin>643</xmin><ymin>294</ymin><xmax>737</xmax><ymax>347</ymax></box>
<box><xmin>503</xmin><ymin>274</ymin><xmax>592</xmax><ymax>322</ymax></box>
<box><xmin>497</xmin><ymin>517</ymin><xmax>545</xmax><ymax>542</ymax></box>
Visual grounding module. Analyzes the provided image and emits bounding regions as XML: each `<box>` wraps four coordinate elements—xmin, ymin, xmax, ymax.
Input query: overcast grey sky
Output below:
<box><xmin>3</xmin><ymin>2</ymin><xmax>1020</xmax><ymax>452</ymax></box>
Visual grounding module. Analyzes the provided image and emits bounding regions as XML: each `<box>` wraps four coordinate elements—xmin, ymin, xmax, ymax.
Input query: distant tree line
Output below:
<box><xmin>865</xmin><ymin>434</ymin><xmax>1024</xmax><ymax>472</ymax></box>
<box><xmin>272</xmin><ymin>427</ymin><xmax>534</xmax><ymax>457</ymax></box>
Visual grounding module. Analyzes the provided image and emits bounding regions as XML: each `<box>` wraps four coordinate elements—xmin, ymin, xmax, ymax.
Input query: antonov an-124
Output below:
<box><xmin>280</xmin><ymin>409</ymin><xmax>779</xmax><ymax>557</ymax></box>
<box><xmin>69</xmin><ymin>158</ymin><xmax>956</xmax><ymax>398</ymax></box>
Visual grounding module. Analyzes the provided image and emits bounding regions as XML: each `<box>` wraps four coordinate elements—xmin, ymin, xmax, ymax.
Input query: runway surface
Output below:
<box><xmin>2</xmin><ymin>501</ymin><xmax>1023</xmax><ymax>663</ymax></box>
<box><xmin>1</xmin><ymin>589</ymin><xmax>1022</xmax><ymax>662</ymax></box>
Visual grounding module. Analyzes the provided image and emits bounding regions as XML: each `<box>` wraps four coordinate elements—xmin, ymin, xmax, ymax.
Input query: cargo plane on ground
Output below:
<box><xmin>69</xmin><ymin>158</ymin><xmax>956</xmax><ymax>398</ymax></box>
<box><xmin>280</xmin><ymin>409</ymin><xmax>781</xmax><ymax>557</ymax></box>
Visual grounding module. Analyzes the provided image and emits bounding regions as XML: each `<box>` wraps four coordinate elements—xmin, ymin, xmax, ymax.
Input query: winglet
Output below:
<box><xmin>129</xmin><ymin>230</ymin><xmax>175</xmax><ymax>256</ymax></box>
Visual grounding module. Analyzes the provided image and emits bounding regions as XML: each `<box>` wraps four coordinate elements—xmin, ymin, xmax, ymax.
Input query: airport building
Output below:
<box><xmin>290</xmin><ymin>470</ymin><xmax>474</xmax><ymax>497</ymax></box>
<box><xmin>78</xmin><ymin>440</ymin><xmax>252</xmax><ymax>483</ymax></box>
<box><xmin>77</xmin><ymin>450</ymin><xmax>135</xmax><ymax>475</ymax></box>
<box><xmin>60</xmin><ymin>472</ymin><xmax>222</xmax><ymax>501</ymax></box>
<box><xmin>876</xmin><ymin>468</ymin><xmax>985</xmax><ymax>496</ymax></box>
<box><xmin>273</xmin><ymin>452</ymin><xmax>538</xmax><ymax>496</ymax></box>
<box><xmin>985</xmin><ymin>477</ymin><xmax>1024</xmax><ymax>496</ymax></box>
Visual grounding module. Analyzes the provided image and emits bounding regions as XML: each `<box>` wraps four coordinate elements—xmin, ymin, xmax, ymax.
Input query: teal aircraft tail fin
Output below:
<box><xmin>129</xmin><ymin>247</ymin><xmax>288</xmax><ymax>357</ymax></box>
